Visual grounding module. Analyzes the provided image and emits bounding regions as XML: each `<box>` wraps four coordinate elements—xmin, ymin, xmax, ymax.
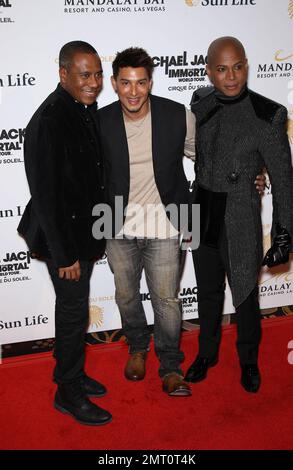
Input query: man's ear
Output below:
<box><xmin>111</xmin><ymin>75</ymin><xmax>117</xmax><ymax>92</ymax></box>
<box><xmin>59</xmin><ymin>67</ymin><xmax>67</xmax><ymax>85</ymax></box>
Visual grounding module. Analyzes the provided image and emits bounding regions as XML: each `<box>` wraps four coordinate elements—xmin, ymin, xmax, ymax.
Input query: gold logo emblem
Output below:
<box><xmin>89</xmin><ymin>304</ymin><xmax>104</xmax><ymax>328</ymax></box>
<box><xmin>275</xmin><ymin>50</ymin><xmax>293</xmax><ymax>62</ymax></box>
<box><xmin>185</xmin><ymin>0</ymin><xmax>201</xmax><ymax>6</ymax></box>
<box><xmin>259</xmin><ymin>271</ymin><xmax>293</xmax><ymax>284</ymax></box>
<box><xmin>289</xmin><ymin>0</ymin><xmax>293</xmax><ymax>18</ymax></box>
<box><xmin>288</xmin><ymin>119</ymin><xmax>293</xmax><ymax>145</ymax></box>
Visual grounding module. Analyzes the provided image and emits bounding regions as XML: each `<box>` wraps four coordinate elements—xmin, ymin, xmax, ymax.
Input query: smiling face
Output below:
<box><xmin>206</xmin><ymin>42</ymin><xmax>248</xmax><ymax>97</ymax></box>
<box><xmin>111</xmin><ymin>66</ymin><xmax>152</xmax><ymax>120</ymax></box>
<box><xmin>59</xmin><ymin>52</ymin><xmax>103</xmax><ymax>105</ymax></box>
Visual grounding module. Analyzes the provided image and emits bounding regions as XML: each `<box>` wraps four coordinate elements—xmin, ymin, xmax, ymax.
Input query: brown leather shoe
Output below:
<box><xmin>124</xmin><ymin>352</ymin><xmax>147</xmax><ymax>381</ymax></box>
<box><xmin>162</xmin><ymin>372</ymin><xmax>192</xmax><ymax>397</ymax></box>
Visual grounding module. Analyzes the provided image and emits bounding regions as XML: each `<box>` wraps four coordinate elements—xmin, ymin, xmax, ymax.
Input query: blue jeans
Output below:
<box><xmin>106</xmin><ymin>237</ymin><xmax>184</xmax><ymax>378</ymax></box>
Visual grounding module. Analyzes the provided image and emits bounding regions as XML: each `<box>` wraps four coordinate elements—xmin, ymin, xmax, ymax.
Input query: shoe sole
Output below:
<box><xmin>240</xmin><ymin>380</ymin><xmax>260</xmax><ymax>393</ymax></box>
<box><xmin>124</xmin><ymin>376</ymin><xmax>145</xmax><ymax>381</ymax></box>
<box><xmin>54</xmin><ymin>401</ymin><xmax>112</xmax><ymax>426</ymax></box>
<box><xmin>185</xmin><ymin>359</ymin><xmax>218</xmax><ymax>383</ymax></box>
<box><xmin>124</xmin><ymin>373</ymin><xmax>145</xmax><ymax>381</ymax></box>
<box><xmin>168</xmin><ymin>389</ymin><xmax>192</xmax><ymax>397</ymax></box>
<box><xmin>86</xmin><ymin>390</ymin><xmax>107</xmax><ymax>398</ymax></box>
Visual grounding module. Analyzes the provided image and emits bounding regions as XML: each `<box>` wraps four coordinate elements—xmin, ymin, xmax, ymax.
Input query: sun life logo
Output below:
<box><xmin>289</xmin><ymin>0</ymin><xmax>293</xmax><ymax>19</ymax></box>
<box><xmin>185</xmin><ymin>0</ymin><xmax>200</xmax><ymax>6</ymax></box>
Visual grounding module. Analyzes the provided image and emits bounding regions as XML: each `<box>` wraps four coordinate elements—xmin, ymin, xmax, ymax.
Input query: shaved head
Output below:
<box><xmin>207</xmin><ymin>36</ymin><xmax>246</xmax><ymax>66</ymax></box>
<box><xmin>206</xmin><ymin>36</ymin><xmax>248</xmax><ymax>97</ymax></box>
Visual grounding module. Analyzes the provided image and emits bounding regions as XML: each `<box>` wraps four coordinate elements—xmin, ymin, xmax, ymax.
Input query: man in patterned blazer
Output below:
<box><xmin>185</xmin><ymin>37</ymin><xmax>293</xmax><ymax>393</ymax></box>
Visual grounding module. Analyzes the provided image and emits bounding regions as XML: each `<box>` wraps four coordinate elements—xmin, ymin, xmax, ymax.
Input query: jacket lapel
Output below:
<box><xmin>149</xmin><ymin>95</ymin><xmax>161</xmax><ymax>181</ymax></box>
<box><xmin>114</xmin><ymin>101</ymin><xmax>130</xmax><ymax>181</ymax></box>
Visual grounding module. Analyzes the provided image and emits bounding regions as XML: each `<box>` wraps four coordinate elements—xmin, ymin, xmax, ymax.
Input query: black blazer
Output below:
<box><xmin>18</xmin><ymin>84</ymin><xmax>105</xmax><ymax>267</ymax></box>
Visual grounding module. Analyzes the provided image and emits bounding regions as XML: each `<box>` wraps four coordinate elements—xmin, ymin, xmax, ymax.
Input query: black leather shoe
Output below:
<box><xmin>81</xmin><ymin>375</ymin><xmax>107</xmax><ymax>397</ymax></box>
<box><xmin>185</xmin><ymin>355</ymin><xmax>218</xmax><ymax>383</ymax></box>
<box><xmin>54</xmin><ymin>383</ymin><xmax>112</xmax><ymax>426</ymax></box>
<box><xmin>241</xmin><ymin>364</ymin><xmax>261</xmax><ymax>393</ymax></box>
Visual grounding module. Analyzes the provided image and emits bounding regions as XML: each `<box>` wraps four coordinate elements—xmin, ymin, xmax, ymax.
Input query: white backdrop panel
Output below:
<box><xmin>0</xmin><ymin>0</ymin><xmax>292</xmax><ymax>344</ymax></box>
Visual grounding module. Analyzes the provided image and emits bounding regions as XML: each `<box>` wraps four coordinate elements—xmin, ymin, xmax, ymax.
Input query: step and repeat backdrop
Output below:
<box><xmin>0</xmin><ymin>0</ymin><xmax>292</xmax><ymax>345</ymax></box>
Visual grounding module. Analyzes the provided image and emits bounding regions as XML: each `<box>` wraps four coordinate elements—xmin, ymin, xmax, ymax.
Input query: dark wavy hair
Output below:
<box><xmin>112</xmin><ymin>47</ymin><xmax>154</xmax><ymax>79</ymax></box>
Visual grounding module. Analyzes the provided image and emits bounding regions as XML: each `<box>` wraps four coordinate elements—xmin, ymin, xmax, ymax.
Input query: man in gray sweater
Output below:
<box><xmin>185</xmin><ymin>37</ymin><xmax>293</xmax><ymax>393</ymax></box>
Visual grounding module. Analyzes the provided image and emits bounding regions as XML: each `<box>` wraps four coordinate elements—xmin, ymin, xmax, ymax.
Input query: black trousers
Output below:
<box><xmin>46</xmin><ymin>259</ymin><xmax>94</xmax><ymax>384</ymax></box>
<box><xmin>192</xmin><ymin>229</ymin><xmax>261</xmax><ymax>364</ymax></box>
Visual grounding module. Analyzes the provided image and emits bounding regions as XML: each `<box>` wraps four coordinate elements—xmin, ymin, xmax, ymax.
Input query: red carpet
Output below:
<box><xmin>1</xmin><ymin>316</ymin><xmax>293</xmax><ymax>450</ymax></box>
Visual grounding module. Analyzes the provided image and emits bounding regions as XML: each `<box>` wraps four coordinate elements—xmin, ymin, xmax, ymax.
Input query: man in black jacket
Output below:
<box><xmin>18</xmin><ymin>41</ymin><xmax>112</xmax><ymax>425</ymax></box>
<box><xmin>185</xmin><ymin>37</ymin><xmax>293</xmax><ymax>393</ymax></box>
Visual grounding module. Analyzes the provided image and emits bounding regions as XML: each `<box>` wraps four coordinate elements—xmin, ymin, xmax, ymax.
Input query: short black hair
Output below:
<box><xmin>112</xmin><ymin>47</ymin><xmax>154</xmax><ymax>80</ymax></box>
<box><xmin>59</xmin><ymin>41</ymin><xmax>98</xmax><ymax>70</ymax></box>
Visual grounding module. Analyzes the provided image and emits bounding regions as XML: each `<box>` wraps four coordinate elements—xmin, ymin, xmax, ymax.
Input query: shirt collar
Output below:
<box><xmin>214</xmin><ymin>85</ymin><xmax>248</xmax><ymax>105</ymax></box>
<box><xmin>56</xmin><ymin>83</ymin><xmax>98</xmax><ymax>112</ymax></box>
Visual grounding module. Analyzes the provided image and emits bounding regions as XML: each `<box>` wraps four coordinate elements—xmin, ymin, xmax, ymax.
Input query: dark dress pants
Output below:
<box><xmin>46</xmin><ymin>259</ymin><xmax>94</xmax><ymax>384</ymax></box>
<box><xmin>192</xmin><ymin>228</ymin><xmax>261</xmax><ymax>364</ymax></box>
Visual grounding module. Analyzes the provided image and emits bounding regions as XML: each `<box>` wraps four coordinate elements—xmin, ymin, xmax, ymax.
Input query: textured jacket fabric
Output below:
<box><xmin>18</xmin><ymin>84</ymin><xmax>106</xmax><ymax>267</ymax></box>
<box><xmin>191</xmin><ymin>86</ymin><xmax>293</xmax><ymax>307</ymax></box>
<box><xmin>97</xmin><ymin>94</ymin><xmax>190</xmax><ymax>235</ymax></box>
